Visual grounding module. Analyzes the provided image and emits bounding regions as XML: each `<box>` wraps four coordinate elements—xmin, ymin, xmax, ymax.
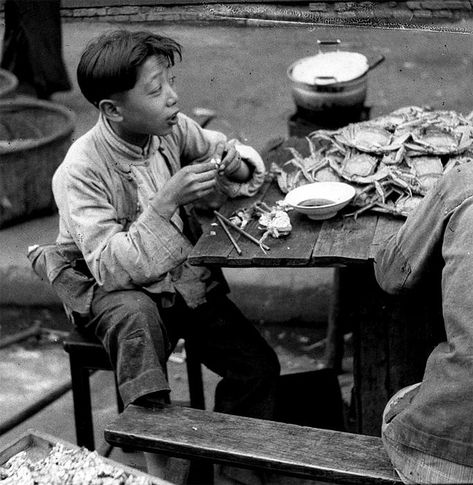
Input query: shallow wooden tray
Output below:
<box><xmin>0</xmin><ymin>429</ymin><xmax>173</xmax><ymax>485</ymax></box>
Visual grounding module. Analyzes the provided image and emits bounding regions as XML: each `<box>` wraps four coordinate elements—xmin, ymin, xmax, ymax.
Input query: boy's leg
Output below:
<box><xmin>181</xmin><ymin>292</ymin><xmax>281</xmax><ymax>420</ymax></box>
<box><xmin>86</xmin><ymin>286</ymin><xmax>174</xmax><ymax>408</ymax></box>
<box><xmin>179</xmin><ymin>292</ymin><xmax>280</xmax><ymax>485</ymax></box>
<box><xmin>86</xmin><ymin>287</ymin><xmax>175</xmax><ymax>478</ymax></box>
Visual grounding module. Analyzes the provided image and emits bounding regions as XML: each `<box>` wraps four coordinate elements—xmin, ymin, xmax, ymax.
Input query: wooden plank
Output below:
<box><xmin>311</xmin><ymin>214</ymin><xmax>378</xmax><ymax>265</ymax></box>
<box><xmin>369</xmin><ymin>216</ymin><xmax>403</xmax><ymax>260</ymax></box>
<box><xmin>191</xmin><ymin>182</ymin><xmax>322</xmax><ymax>267</ymax></box>
<box><xmin>105</xmin><ymin>405</ymin><xmax>400</xmax><ymax>485</ymax></box>
<box><xmin>189</xmin><ymin>183</ymin><xmax>271</xmax><ymax>266</ymax></box>
<box><xmin>238</xmin><ymin>181</ymin><xmax>321</xmax><ymax>266</ymax></box>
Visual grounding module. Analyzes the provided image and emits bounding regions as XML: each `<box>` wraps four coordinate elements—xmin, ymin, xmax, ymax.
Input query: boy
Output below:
<box><xmin>34</xmin><ymin>29</ymin><xmax>280</xmax><ymax>479</ymax></box>
<box><xmin>375</xmin><ymin>160</ymin><xmax>473</xmax><ymax>483</ymax></box>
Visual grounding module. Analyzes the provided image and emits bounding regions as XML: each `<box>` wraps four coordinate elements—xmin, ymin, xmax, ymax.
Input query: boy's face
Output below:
<box><xmin>110</xmin><ymin>55</ymin><xmax>179</xmax><ymax>142</ymax></box>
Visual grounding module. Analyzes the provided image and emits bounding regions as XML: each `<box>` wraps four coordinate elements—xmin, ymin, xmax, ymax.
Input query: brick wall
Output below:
<box><xmin>1</xmin><ymin>2</ymin><xmax>473</xmax><ymax>24</ymax></box>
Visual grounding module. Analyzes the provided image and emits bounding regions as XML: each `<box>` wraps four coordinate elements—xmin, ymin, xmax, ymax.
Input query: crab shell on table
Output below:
<box><xmin>254</xmin><ymin>201</ymin><xmax>292</xmax><ymax>242</ymax></box>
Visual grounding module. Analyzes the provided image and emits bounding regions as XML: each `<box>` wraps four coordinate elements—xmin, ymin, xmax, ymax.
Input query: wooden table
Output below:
<box><xmin>189</xmin><ymin>137</ymin><xmax>444</xmax><ymax>436</ymax></box>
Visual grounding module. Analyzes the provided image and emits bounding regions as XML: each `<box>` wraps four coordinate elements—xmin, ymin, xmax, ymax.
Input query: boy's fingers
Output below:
<box><xmin>190</xmin><ymin>161</ymin><xmax>218</xmax><ymax>174</ymax></box>
<box><xmin>220</xmin><ymin>146</ymin><xmax>240</xmax><ymax>174</ymax></box>
<box><xmin>198</xmin><ymin>179</ymin><xmax>217</xmax><ymax>191</ymax></box>
<box><xmin>195</xmin><ymin>169</ymin><xmax>218</xmax><ymax>182</ymax></box>
<box><xmin>196</xmin><ymin>180</ymin><xmax>217</xmax><ymax>196</ymax></box>
<box><xmin>212</xmin><ymin>143</ymin><xmax>225</xmax><ymax>164</ymax></box>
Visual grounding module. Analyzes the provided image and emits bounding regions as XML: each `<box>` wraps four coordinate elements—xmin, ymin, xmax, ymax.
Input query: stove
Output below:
<box><xmin>288</xmin><ymin>105</ymin><xmax>371</xmax><ymax>138</ymax></box>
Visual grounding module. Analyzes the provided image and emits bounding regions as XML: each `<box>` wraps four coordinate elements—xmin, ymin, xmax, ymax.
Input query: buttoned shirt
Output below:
<box><xmin>49</xmin><ymin>112</ymin><xmax>265</xmax><ymax>311</ymax></box>
<box><xmin>375</xmin><ymin>160</ymin><xmax>473</xmax><ymax>466</ymax></box>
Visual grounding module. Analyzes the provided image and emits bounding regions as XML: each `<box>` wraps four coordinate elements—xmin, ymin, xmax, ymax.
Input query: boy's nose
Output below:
<box><xmin>167</xmin><ymin>88</ymin><xmax>178</xmax><ymax>106</ymax></box>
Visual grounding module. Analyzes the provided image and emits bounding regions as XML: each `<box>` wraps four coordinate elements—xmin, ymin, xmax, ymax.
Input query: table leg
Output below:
<box><xmin>324</xmin><ymin>268</ymin><xmax>345</xmax><ymax>373</ymax></box>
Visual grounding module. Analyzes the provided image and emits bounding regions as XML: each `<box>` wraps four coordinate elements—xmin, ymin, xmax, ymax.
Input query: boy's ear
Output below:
<box><xmin>98</xmin><ymin>99</ymin><xmax>123</xmax><ymax>122</ymax></box>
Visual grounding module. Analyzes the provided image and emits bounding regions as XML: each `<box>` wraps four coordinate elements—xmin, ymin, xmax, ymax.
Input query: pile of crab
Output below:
<box><xmin>272</xmin><ymin>106</ymin><xmax>473</xmax><ymax>217</ymax></box>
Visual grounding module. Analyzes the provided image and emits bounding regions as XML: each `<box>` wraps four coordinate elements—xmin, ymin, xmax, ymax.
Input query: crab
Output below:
<box><xmin>332</xmin><ymin>122</ymin><xmax>409</xmax><ymax>154</ymax></box>
<box><xmin>381</xmin><ymin>145</ymin><xmax>407</xmax><ymax>166</ymax></box>
<box><xmin>340</xmin><ymin>150</ymin><xmax>379</xmax><ymax>178</ymax></box>
<box><xmin>405</xmin><ymin>156</ymin><xmax>443</xmax><ymax>192</ymax></box>
<box><xmin>254</xmin><ymin>201</ymin><xmax>292</xmax><ymax>244</ymax></box>
<box><xmin>270</xmin><ymin>136</ymin><xmax>340</xmax><ymax>193</ymax></box>
<box><xmin>314</xmin><ymin>166</ymin><xmax>342</xmax><ymax>183</ymax></box>
<box><xmin>346</xmin><ymin>185</ymin><xmax>424</xmax><ymax>219</ymax></box>
<box><xmin>272</xmin><ymin>106</ymin><xmax>473</xmax><ymax>218</ymax></box>
<box><xmin>370</xmin><ymin>106</ymin><xmax>426</xmax><ymax>131</ymax></box>
<box><xmin>405</xmin><ymin>125</ymin><xmax>473</xmax><ymax>155</ymax></box>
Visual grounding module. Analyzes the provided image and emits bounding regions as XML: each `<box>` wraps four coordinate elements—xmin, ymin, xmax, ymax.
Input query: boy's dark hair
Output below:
<box><xmin>77</xmin><ymin>29</ymin><xmax>182</xmax><ymax>107</ymax></box>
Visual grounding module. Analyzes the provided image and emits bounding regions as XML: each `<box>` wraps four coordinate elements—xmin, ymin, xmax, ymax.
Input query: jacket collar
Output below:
<box><xmin>97</xmin><ymin>114</ymin><xmax>161</xmax><ymax>174</ymax></box>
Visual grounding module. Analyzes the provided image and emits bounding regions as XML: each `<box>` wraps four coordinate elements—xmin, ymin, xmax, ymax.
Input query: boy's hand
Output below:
<box><xmin>214</xmin><ymin>141</ymin><xmax>241</xmax><ymax>177</ymax></box>
<box><xmin>152</xmin><ymin>162</ymin><xmax>217</xmax><ymax>218</ymax></box>
<box><xmin>213</xmin><ymin>141</ymin><xmax>250</xmax><ymax>181</ymax></box>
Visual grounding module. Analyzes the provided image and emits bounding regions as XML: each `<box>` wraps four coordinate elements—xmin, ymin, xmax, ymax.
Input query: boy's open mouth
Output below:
<box><xmin>168</xmin><ymin>112</ymin><xmax>179</xmax><ymax>125</ymax></box>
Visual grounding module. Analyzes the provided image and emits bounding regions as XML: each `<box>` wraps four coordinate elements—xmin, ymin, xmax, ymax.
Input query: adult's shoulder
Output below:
<box><xmin>432</xmin><ymin>159</ymin><xmax>473</xmax><ymax>215</ymax></box>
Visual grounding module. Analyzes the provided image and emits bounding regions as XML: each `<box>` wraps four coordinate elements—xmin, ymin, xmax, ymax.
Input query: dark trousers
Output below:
<box><xmin>1</xmin><ymin>0</ymin><xmax>71</xmax><ymax>98</ymax></box>
<box><xmin>86</xmin><ymin>287</ymin><xmax>280</xmax><ymax>420</ymax></box>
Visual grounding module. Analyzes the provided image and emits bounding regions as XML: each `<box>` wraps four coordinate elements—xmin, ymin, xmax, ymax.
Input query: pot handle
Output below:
<box><xmin>317</xmin><ymin>39</ymin><xmax>341</xmax><ymax>52</ymax></box>
<box><xmin>314</xmin><ymin>75</ymin><xmax>338</xmax><ymax>84</ymax></box>
<box><xmin>367</xmin><ymin>54</ymin><xmax>385</xmax><ymax>72</ymax></box>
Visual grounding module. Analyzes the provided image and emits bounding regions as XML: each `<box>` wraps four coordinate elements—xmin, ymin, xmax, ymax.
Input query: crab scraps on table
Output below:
<box><xmin>228</xmin><ymin>201</ymin><xmax>292</xmax><ymax>250</ymax></box>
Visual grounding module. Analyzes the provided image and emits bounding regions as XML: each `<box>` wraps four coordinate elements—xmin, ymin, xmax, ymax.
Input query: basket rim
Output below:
<box><xmin>0</xmin><ymin>69</ymin><xmax>19</xmax><ymax>98</ymax></box>
<box><xmin>0</xmin><ymin>97</ymin><xmax>76</xmax><ymax>155</ymax></box>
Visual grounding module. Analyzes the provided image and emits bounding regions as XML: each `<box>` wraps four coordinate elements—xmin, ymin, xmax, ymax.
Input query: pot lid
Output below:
<box><xmin>291</xmin><ymin>51</ymin><xmax>369</xmax><ymax>85</ymax></box>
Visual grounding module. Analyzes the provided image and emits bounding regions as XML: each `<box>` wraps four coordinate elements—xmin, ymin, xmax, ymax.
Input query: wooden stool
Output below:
<box><xmin>63</xmin><ymin>328</ymin><xmax>206</xmax><ymax>450</ymax></box>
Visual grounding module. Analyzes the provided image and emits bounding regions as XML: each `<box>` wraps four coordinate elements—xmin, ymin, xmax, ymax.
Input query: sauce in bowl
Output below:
<box><xmin>298</xmin><ymin>198</ymin><xmax>335</xmax><ymax>207</ymax></box>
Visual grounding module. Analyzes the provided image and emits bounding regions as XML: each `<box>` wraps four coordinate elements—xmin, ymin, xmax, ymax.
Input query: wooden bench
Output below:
<box><xmin>104</xmin><ymin>404</ymin><xmax>401</xmax><ymax>484</ymax></box>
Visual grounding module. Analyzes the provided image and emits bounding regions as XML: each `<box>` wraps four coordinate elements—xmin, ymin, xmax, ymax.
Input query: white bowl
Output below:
<box><xmin>284</xmin><ymin>182</ymin><xmax>356</xmax><ymax>220</ymax></box>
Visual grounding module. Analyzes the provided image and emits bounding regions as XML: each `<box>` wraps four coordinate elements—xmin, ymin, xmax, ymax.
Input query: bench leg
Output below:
<box><xmin>185</xmin><ymin>341</ymin><xmax>205</xmax><ymax>410</ymax></box>
<box><xmin>69</xmin><ymin>354</ymin><xmax>95</xmax><ymax>450</ymax></box>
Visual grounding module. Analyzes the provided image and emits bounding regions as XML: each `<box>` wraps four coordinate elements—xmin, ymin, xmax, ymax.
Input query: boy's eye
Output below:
<box><xmin>169</xmin><ymin>76</ymin><xmax>176</xmax><ymax>86</ymax></box>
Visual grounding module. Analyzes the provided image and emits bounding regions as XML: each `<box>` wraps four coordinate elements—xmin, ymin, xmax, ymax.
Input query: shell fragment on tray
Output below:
<box><xmin>0</xmin><ymin>443</ymin><xmax>153</xmax><ymax>485</ymax></box>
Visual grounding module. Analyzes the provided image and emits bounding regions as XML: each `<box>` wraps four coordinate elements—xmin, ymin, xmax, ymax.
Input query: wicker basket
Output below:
<box><xmin>0</xmin><ymin>98</ymin><xmax>75</xmax><ymax>228</ymax></box>
<box><xmin>0</xmin><ymin>69</ymin><xmax>18</xmax><ymax>98</ymax></box>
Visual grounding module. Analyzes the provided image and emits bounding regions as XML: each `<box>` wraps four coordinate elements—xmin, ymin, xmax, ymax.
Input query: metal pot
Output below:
<box><xmin>287</xmin><ymin>40</ymin><xmax>385</xmax><ymax>112</ymax></box>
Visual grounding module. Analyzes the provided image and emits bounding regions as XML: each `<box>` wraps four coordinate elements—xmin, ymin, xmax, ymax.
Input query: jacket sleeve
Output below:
<box><xmin>54</xmin><ymin>161</ymin><xmax>193</xmax><ymax>292</ymax></box>
<box><xmin>374</xmin><ymin>173</ymin><xmax>448</xmax><ymax>295</ymax></box>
